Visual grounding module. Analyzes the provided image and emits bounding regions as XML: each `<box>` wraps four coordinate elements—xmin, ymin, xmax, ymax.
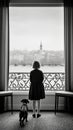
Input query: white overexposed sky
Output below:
<box><xmin>9</xmin><ymin>7</ymin><xmax>64</xmax><ymax>51</ymax></box>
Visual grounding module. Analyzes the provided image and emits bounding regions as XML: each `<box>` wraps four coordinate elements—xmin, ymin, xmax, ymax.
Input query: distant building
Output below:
<box><xmin>40</xmin><ymin>41</ymin><xmax>43</xmax><ymax>51</ymax></box>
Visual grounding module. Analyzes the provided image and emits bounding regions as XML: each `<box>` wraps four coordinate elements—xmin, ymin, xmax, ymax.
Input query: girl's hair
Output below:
<box><xmin>33</xmin><ymin>61</ymin><xmax>40</xmax><ymax>69</ymax></box>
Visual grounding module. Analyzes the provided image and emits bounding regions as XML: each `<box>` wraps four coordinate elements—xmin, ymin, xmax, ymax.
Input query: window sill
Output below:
<box><xmin>12</xmin><ymin>91</ymin><xmax>65</xmax><ymax>96</ymax></box>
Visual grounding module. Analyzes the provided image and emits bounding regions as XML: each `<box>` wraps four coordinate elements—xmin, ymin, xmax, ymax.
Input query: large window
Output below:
<box><xmin>9</xmin><ymin>6</ymin><xmax>64</xmax><ymax>91</ymax></box>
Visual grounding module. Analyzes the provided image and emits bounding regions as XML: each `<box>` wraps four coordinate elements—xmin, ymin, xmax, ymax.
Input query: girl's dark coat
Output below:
<box><xmin>29</xmin><ymin>69</ymin><xmax>45</xmax><ymax>100</ymax></box>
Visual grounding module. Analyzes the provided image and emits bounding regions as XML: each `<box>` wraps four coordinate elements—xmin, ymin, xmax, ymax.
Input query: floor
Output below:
<box><xmin>0</xmin><ymin>112</ymin><xmax>73</xmax><ymax>130</ymax></box>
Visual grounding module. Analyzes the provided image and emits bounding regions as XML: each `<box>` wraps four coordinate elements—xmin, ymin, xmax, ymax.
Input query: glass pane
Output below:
<box><xmin>9</xmin><ymin>7</ymin><xmax>65</xmax><ymax>91</ymax></box>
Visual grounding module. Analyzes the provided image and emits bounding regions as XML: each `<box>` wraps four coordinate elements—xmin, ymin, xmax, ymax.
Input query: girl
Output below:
<box><xmin>29</xmin><ymin>61</ymin><xmax>45</xmax><ymax>118</ymax></box>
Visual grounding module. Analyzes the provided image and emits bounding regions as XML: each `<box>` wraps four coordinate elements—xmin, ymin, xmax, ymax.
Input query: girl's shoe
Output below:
<box><xmin>32</xmin><ymin>114</ymin><xmax>36</xmax><ymax>118</ymax></box>
<box><xmin>37</xmin><ymin>114</ymin><xmax>41</xmax><ymax>118</ymax></box>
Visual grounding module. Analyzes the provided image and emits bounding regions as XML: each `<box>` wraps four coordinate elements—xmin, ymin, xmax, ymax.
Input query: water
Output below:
<box><xmin>9</xmin><ymin>65</ymin><xmax>65</xmax><ymax>73</ymax></box>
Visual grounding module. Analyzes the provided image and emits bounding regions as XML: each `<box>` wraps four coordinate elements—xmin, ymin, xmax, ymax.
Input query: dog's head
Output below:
<box><xmin>21</xmin><ymin>99</ymin><xmax>29</xmax><ymax>104</ymax></box>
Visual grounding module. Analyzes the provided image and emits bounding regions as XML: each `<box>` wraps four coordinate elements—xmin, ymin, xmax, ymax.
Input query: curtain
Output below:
<box><xmin>0</xmin><ymin>0</ymin><xmax>9</xmax><ymax>112</ymax></box>
<box><xmin>64</xmin><ymin>0</ymin><xmax>73</xmax><ymax>112</ymax></box>
<box><xmin>64</xmin><ymin>3</ymin><xmax>72</xmax><ymax>92</ymax></box>
<box><xmin>0</xmin><ymin>0</ymin><xmax>9</xmax><ymax>91</ymax></box>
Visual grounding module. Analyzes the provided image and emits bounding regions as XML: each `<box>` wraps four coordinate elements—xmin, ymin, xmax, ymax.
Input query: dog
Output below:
<box><xmin>19</xmin><ymin>99</ymin><xmax>29</xmax><ymax>127</ymax></box>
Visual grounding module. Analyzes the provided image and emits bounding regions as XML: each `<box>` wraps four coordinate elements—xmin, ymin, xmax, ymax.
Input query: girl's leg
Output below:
<box><xmin>37</xmin><ymin>100</ymin><xmax>40</xmax><ymax>114</ymax></box>
<box><xmin>33</xmin><ymin>100</ymin><xmax>36</xmax><ymax>114</ymax></box>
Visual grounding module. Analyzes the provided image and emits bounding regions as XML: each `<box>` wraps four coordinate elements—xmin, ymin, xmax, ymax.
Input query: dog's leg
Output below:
<box><xmin>19</xmin><ymin>112</ymin><xmax>21</xmax><ymax>121</ymax></box>
<box><xmin>26</xmin><ymin>114</ymin><xmax>28</xmax><ymax>122</ymax></box>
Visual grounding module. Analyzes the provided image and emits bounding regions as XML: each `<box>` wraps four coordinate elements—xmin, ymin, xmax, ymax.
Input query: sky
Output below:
<box><xmin>9</xmin><ymin>7</ymin><xmax>64</xmax><ymax>51</ymax></box>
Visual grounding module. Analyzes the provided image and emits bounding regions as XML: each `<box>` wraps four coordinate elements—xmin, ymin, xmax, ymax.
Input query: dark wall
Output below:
<box><xmin>10</xmin><ymin>0</ymin><xmax>63</xmax><ymax>4</ymax></box>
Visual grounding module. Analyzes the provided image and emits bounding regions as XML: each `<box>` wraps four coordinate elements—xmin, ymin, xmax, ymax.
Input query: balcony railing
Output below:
<box><xmin>8</xmin><ymin>72</ymin><xmax>65</xmax><ymax>91</ymax></box>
